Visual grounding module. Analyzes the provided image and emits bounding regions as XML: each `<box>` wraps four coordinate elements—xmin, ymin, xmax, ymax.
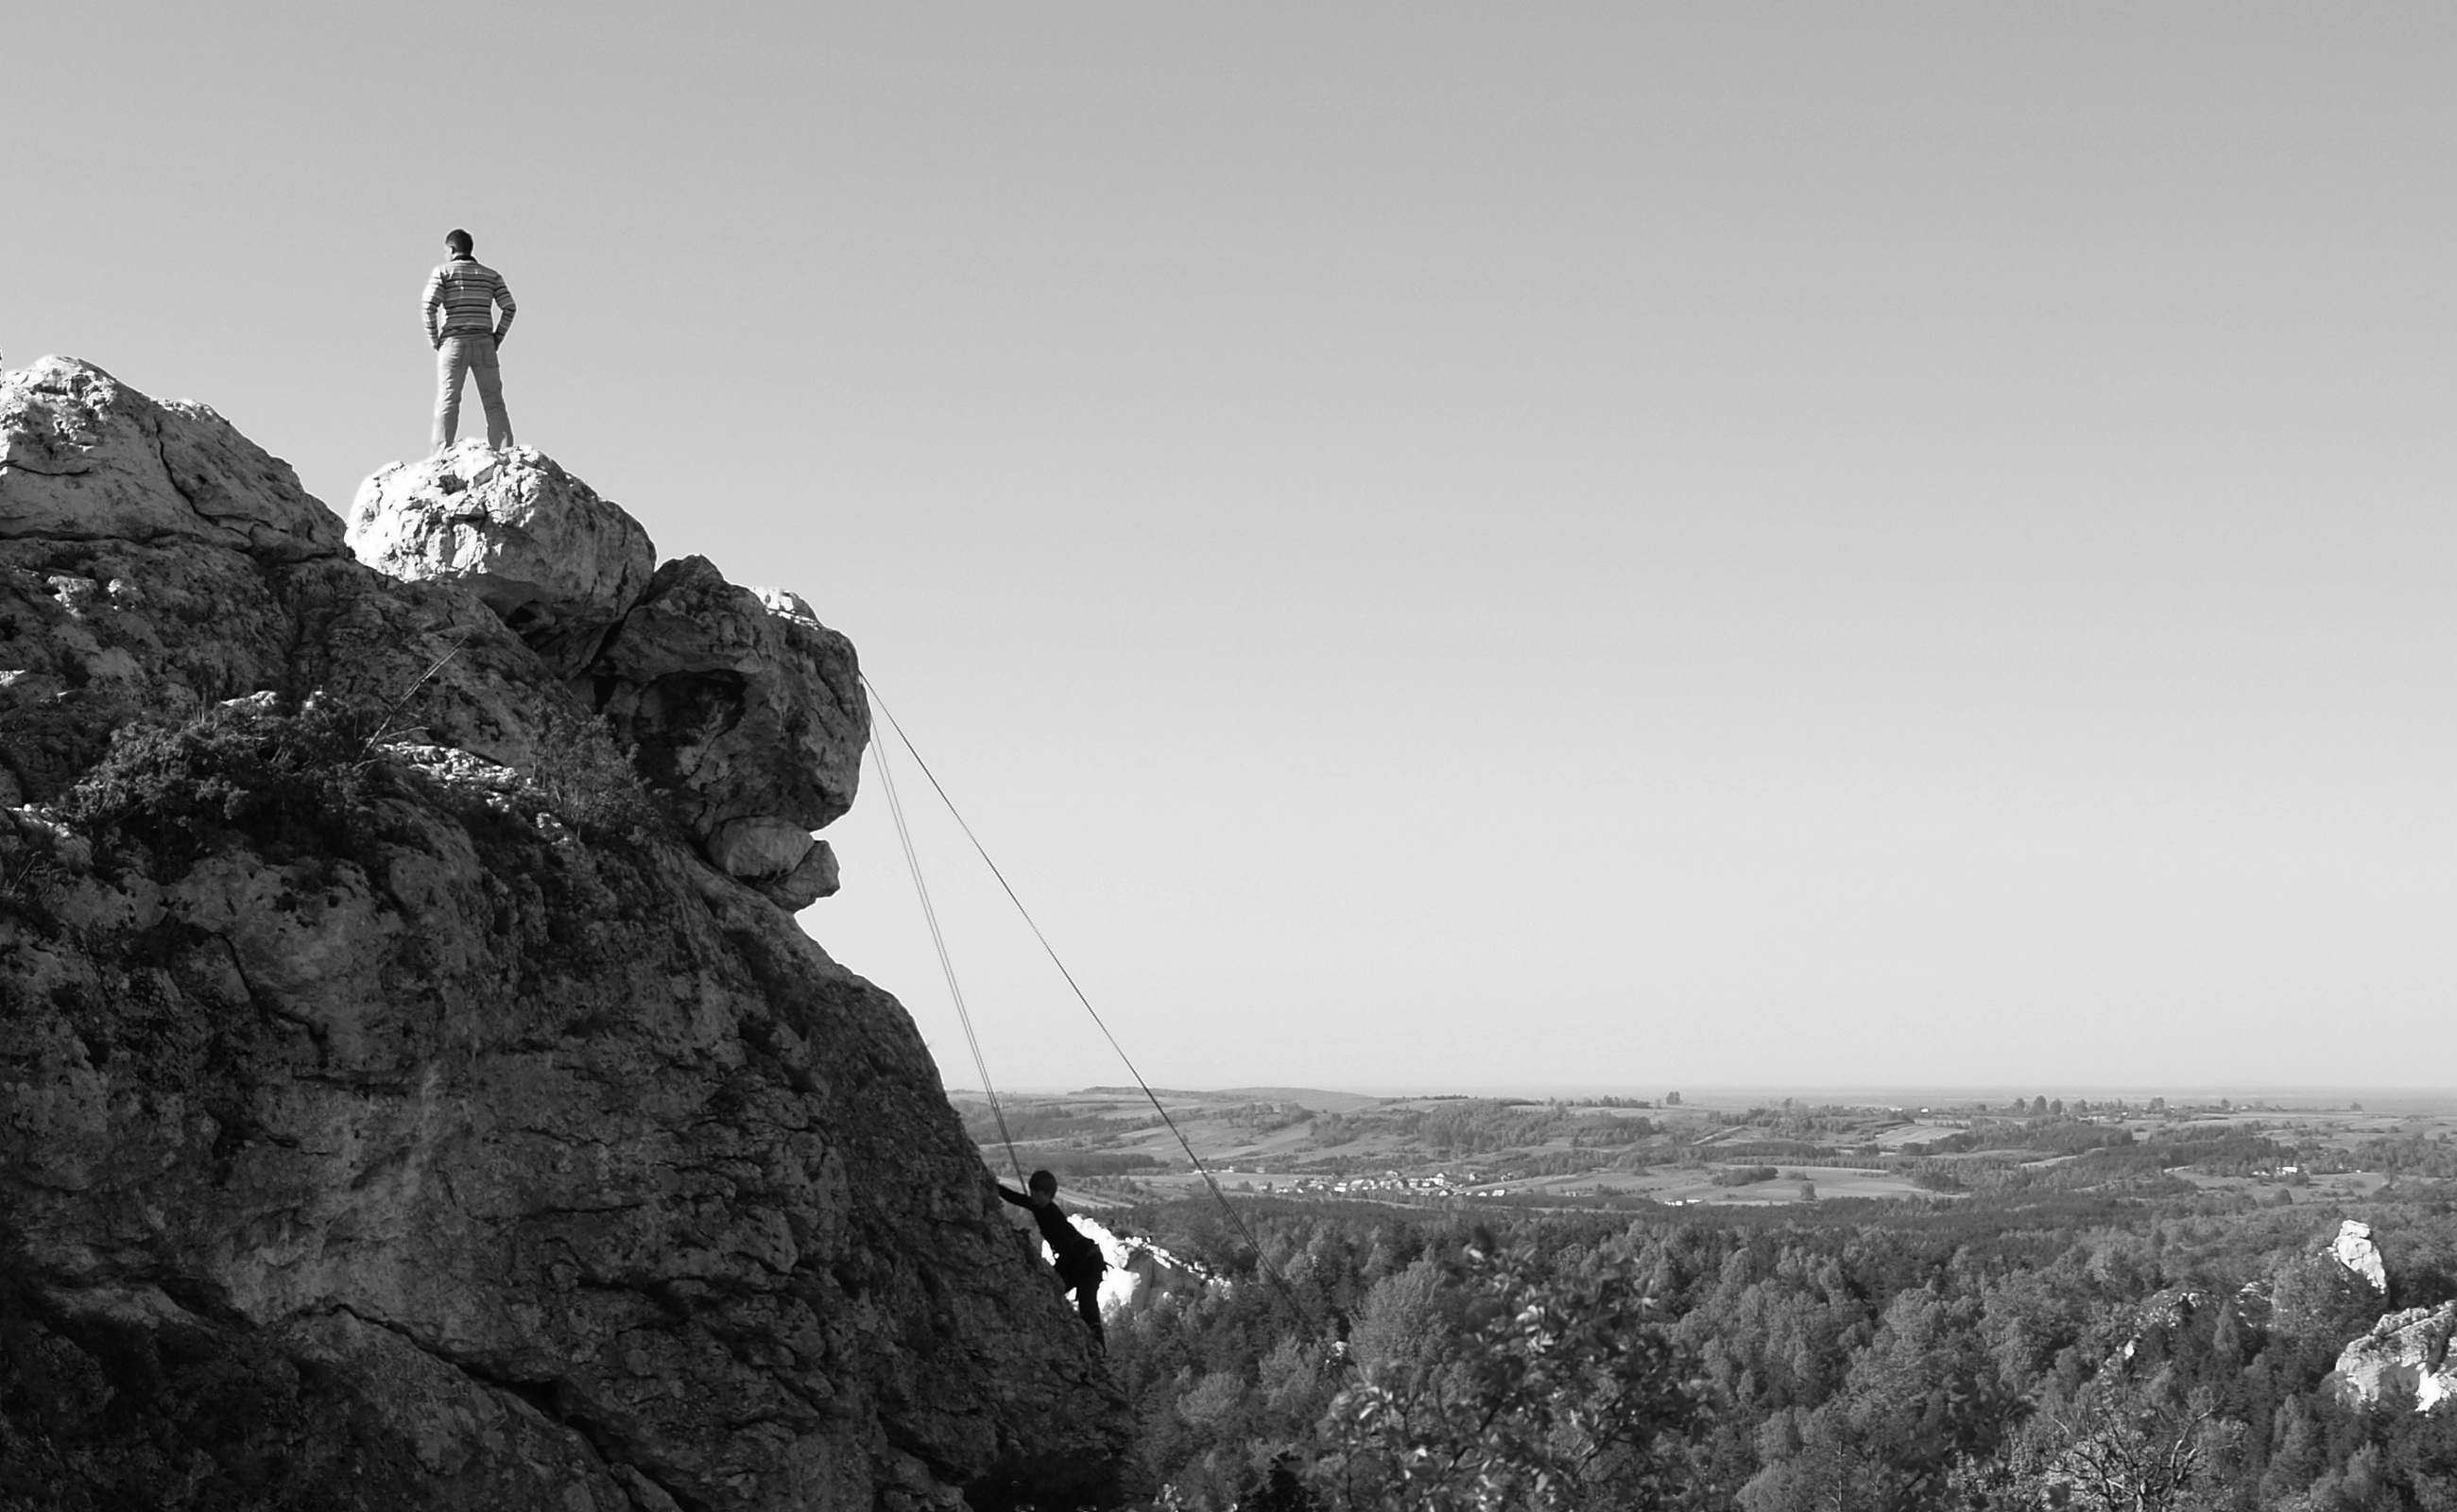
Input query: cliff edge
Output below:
<box><xmin>0</xmin><ymin>357</ymin><xmax>1129</xmax><ymax>1511</ymax></box>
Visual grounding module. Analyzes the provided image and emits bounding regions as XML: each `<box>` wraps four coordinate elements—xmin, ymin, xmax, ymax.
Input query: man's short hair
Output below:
<box><xmin>445</xmin><ymin>228</ymin><xmax>474</xmax><ymax>256</ymax></box>
<box><xmin>1028</xmin><ymin>1169</ymin><xmax>1057</xmax><ymax>1194</ymax></box>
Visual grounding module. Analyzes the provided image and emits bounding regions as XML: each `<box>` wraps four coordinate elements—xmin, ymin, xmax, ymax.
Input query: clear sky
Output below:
<box><xmin>8</xmin><ymin>4</ymin><xmax>2450</xmax><ymax>1093</ymax></box>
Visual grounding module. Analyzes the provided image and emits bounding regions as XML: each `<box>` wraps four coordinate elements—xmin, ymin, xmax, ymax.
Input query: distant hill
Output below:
<box><xmin>1070</xmin><ymin>1085</ymin><xmax>1386</xmax><ymax>1113</ymax></box>
<box><xmin>1213</xmin><ymin>1086</ymin><xmax>1387</xmax><ymax>1112</ymax></box>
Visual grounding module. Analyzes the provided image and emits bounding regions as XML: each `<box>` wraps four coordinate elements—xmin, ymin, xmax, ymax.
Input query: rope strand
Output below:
<box><xmin>871</xmin><ymin>727</ymin><xmax>1024</xmax><ymax>1186</ymax></box>
<box><xmin>860</xmin><ymin>674</ymin><xmax>1332</xmax><ymax>1347</ymax></box>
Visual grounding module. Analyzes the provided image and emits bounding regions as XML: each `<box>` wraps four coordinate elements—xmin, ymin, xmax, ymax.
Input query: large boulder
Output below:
<box><xmin>709</xmin><ymin>816</ymin><xmax>844</xmax><ymax>910</ymax></box>
<box><xmin>589</xmin><ymin>558</ymin><xmax>868</xmax><ymax>843</ymax></box>
<box><xmin>1</xmin><ymin>356</ymin><xmax>343</xmax><ymax>562</ymax></box>
<box><xmin>2331</xmin><ymin>1302</ymin><xmax>2457</xmax><ymax>1410</ymax></box>
<box><xmin>0</xmin><ymin>357</ymin><xmax>1129</xmax><ymax>1510</ymax></box>
<box><xmin>347</xmin><ymin>442</ymin><xmax>658</xmax><ymax>675</ymax></box>
<box><xmin>760</xmin><ymin>837</ymin><xmax>843</xmax><ymax>911</ymax></box>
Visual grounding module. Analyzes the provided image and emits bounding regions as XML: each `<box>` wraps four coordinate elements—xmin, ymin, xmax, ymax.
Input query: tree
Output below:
<box><xmin>1306</xmin><ymin>1241</ymin><xmax>1698</xmax><ymax>1511</ymax></box>
<box><xmin>1742</xmin><ymin>1290</ymin><xmax>2012</xmax><ymax>1512</ymax></box>
<box><xmin>1982</xmin><ymin>1368</ymin><xmax>2240</xmax><ymax>1512</ymax></box>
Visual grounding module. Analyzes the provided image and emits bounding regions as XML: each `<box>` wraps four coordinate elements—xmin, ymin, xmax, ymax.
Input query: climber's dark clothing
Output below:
<box><xmin>1069</xmin><ymin>1275</ymin><xmax>1105</xmax><ymax>1347</ymax></box>
<box><xmin>999</xmin><ymin>1184</ymin><xmax>1106</xmax><ymax>1347</ymax></box>
<box><xmin>998</xmin><ymin>1185</ymin><xmax>1105</xmax><ymax>1275</ymax></box>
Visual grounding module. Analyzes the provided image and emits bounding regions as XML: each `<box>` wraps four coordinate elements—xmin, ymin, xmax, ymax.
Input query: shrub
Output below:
<box><xmin>525</xmin><ymin>703</ymin><xmax>660</xmax><ymax>840</ymax></box>
<box><xmin>58</xmin><ymin>696</ymin><xmax>385</xmax><ymax>865</ymax></box>
<box><xmin>0</xmin><ymin>817</ymin><xmax>68</xmax><ymax>922</ymax></box>
<box><xmin>1306</xmin><ymin>1241</ymin><xmax>1699</xmax><ymax>1509</ymax></box>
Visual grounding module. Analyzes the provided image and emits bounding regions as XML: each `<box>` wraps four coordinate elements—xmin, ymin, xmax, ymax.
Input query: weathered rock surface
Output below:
<box><xmin>347</xmin><ymin>443</ymin><xmax>658</xmax><ymax>675</ymax></box>
<box><xmin>1</xmin><ymin>356</ymin><xmax>344</xmax><ymax>561</ymax></box>
<box><xmin>0</xmin><ymin>357</ymin><xmax>1127</xmax><ymax>1510</ymax></box>
<box><xmin>0</xmin><ymin>368</ymin><xmax>556</xmax><ymax>803</ymax></box>
<box><xmin>710</xmin><ymin>815</ymin><xmax>823</xmax><ymax>883</ymax></box>
<box><xmin>2331</xmin><ymin>1302</ymin><xmax>2457</xmax><ymax>1411</ymax></box>
<box><xmin>2330</xmin><ymin>1217</ymin><xmax>2390</xmax><ymax>1293</ymax></box>
<box><xmin>709</xmin><ymin>816</ymin><xmax>844</xmax><ymax>911</ymax></box>
<box><xmin>588</xmin><ymin>558</ymin><xmax>867</xmax><ymax>844</ymax></box>
<box><xmin>760</xmin><ymin>837</ymin><xmax>844</xmax><ymax>911</ymax></box>
<box><xmin>339</xmin><ymin>455</ymin><xmax>864</xmax><ymax>892</ymax></box>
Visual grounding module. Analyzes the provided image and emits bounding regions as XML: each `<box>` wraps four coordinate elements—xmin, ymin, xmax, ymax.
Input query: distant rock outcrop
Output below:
<box><xmin>2116</xmin><ymin>1286</ymin><xmax>2215</xmax><ymax>1365</ymax></box>
<box><xmin>2331</xmin><ymin>1303</ymin><xmax>2457</xmax><ymax>1410</ymax></box>
<box><xmin>0</xmin><ymin>356</ymin><xmax>1127</xmax><ymax>1511</ymax></box>
<box><xmin>2330</xmin><ymin>1218</ymin><xmax>2390</xmax><ymax>1293</ymax></box>
<box><xmin>1068</xmin><ymin>1216</ymin><xmax>1217</xmax><ymax>1317</ymax></box>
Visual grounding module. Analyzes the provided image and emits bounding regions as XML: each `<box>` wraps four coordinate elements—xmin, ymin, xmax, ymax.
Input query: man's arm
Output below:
<box><xmin>491</xmin><ymin>272</ymin><xmax>516</xmax><ymax>345</ymax></box>
<box><xmin>996</xmin><ymin>1184</ymin><xmax>1031</xmax><ymax>1209</ymax></box>
<box><xmin>421</xmin><ymin>268</ymin><xmax>445</xmax><ymax>349</ymax></box>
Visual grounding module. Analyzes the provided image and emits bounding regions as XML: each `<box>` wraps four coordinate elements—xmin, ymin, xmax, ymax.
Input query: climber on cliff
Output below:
<box><xmin>998</xmin><ymin>1170</ymin><xmax>1108</xmax><ymax>1348</ymax></box>
<box><xmin>422</xmin><ymin>228</ymin><xmax>517</xmax><ymax>454</ymax></box>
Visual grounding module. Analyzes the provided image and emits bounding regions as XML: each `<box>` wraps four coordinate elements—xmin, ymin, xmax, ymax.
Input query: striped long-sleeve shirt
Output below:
<box><xmin>422</xmin><ymin>257</ymin><xmax>516</xmax><ymax>343</ymax></box>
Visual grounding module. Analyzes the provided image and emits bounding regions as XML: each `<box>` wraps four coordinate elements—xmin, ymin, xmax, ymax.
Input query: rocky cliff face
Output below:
<box><xmin>0</xmin><ymin>357</ymin><xmax>1129</xmax><ymax>1511</ymax></box>
<box><xmin>2332</xmin><ymin>1303</ymin><xmax>2457</xmax><ymax>1412</ymax></box>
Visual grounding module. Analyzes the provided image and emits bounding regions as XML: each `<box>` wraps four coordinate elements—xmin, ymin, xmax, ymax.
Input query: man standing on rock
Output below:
<box><xmin>422</xmin><ymin>228</ymin><xmax>516</xmax><ymax>453</ymax></box>
<box><xmin>998</xmin><ymin>1170</ymin><xmax>1108</xmax><ymax>1348</ymax></box>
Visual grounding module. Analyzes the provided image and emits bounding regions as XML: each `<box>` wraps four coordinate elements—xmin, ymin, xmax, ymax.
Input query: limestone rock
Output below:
<box><xmin>347</xmin><ymin>443</ymin><xmax>658</xmax><ymax>674</ymax></box>
<box><xmin>2330</xmin><ymin>1218</ymin><xmax>2390</xmax><ymax>1293</ymax></box>
<box><xmin>0</xmin><ymin>528</ymin><xmax>562</xmax><ymax>804</ymax></box>
<box><xmin>710</xmin><ymin>815</ymin><xmax>819</xmax><ymax>879</ymax></box>
<box><xmin>710</xmin><ymin>817</ymin><xmax>843</xmax><ymax>912</ymax></box>
<box><xmin>2331</xmin><ymin>1302</ymin><xmax>2457</xmax><ymax>1410</ymax></box>
<box><xmin>0</xmin><ymin>358</ymin><xmax>573</xmax><ymax>800</ymax></box>
<box><xmin>758</xmin><ymin>838</ymin><xmax>842</xmax><ymax>912</ymax></box>
<box><xmin>0</xmin><ymin>357</ymin><xmax>1129</xmax><ymax>1509</ymax></box>
<box><xmin>2</xmin><ymin>805</ymin><xmax>1126</xmax><ymax>1507</ymax></box>
<box><xmin>590</xmin><ymin>556</ymin><xmax>868</xmax><ymax>839</ymax></box>
<box><xmin>2</xmin><ymin>356</ymin><xmax>343</xmax><ymax>561</ymax></box>
<box><xmin>1069</xmin><ymin>1215</ymin><xmax>1217</xmax><ymax>1318</ymax></box>
<box><xmin>707</xmin><ymin>815</ymin><xmax>848</xmax><ymax>912</ymax></box>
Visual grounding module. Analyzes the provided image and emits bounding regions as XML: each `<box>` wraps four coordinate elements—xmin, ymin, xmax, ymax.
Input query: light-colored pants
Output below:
<box><xmin>433</xmin><ymin>335</ymin><xmax>512</xmax><ymax>450</ymax></box>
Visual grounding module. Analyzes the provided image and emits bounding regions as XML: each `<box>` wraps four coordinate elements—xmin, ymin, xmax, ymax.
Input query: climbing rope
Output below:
<box><xmin>870</xmin><ymin>723</ymin><xmax>1025</xmax><ymax>1187</ymax></box>
<box><xmin>859</xmin><ymin>674</ymin><xmax>1336</xmax><ymax>1349</ymax></box>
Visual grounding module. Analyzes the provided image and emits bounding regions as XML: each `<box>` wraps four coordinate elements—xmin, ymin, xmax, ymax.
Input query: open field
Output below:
<box><xmin>951</xmin><ymin>1086</ymin><xmax>2457</xmax><ymax>1211</ymax></box>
